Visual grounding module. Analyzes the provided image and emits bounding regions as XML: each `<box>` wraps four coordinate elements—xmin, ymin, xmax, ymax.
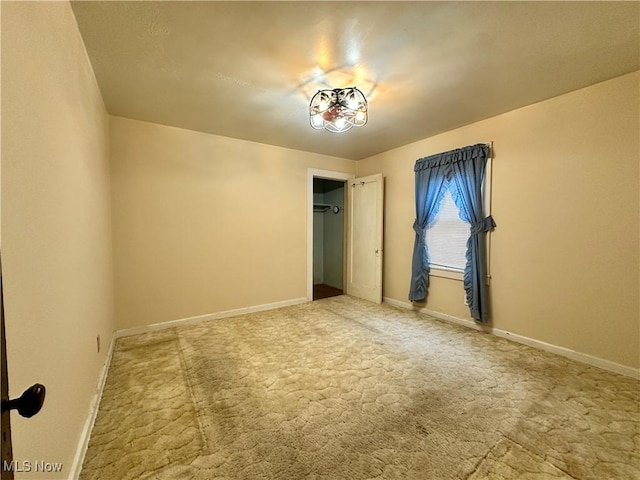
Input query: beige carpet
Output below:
<box><xmin>80</xmin><ymin>296</ymin><xmax>640</xmax><ymax>479</ymax></box>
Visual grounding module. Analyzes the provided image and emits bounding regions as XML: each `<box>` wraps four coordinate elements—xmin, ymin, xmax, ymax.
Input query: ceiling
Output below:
<box><xmin>70</xmin><ymin>1</ymin><xmax>639</xmax><ymax>160</ymax></box>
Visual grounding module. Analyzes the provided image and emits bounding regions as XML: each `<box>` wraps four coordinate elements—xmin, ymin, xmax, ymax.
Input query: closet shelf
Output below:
<box><xmin>314</xmin><ymin>203</ymin><xmax>342</xmax><ymax>214</ymax></box>
<box><xmin>313</xmin><ymin>203</ymin><xmax>333</xmax><ymax>211</ymax></box>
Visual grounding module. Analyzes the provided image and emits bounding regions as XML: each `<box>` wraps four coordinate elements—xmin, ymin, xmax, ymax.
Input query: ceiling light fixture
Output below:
<box><xmin>309</xmin><ymin>87</ymin><xmax>368</xmax><ymax>133</ymax></box>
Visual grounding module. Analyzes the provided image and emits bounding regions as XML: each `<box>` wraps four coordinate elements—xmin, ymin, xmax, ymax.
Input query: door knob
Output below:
<box><xmin>2</xmin><ymin>383</ymin><xmax>45</xmax><ymax>418</ymax></box>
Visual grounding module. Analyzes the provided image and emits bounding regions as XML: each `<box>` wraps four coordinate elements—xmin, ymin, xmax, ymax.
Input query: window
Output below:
<box><xmin>425</xmin><ymin>189</ymin><xmax>468</xmax><ymax>272</ymax></box>
<box><xmin>409</xmin><ymin>143</ymin><xmax>493</xmax><ymax>315</ymax></box>
<box><xmin>425</xmin><ymin>157</ymin><xmax>492</xmax><ymax>281</ymax></box>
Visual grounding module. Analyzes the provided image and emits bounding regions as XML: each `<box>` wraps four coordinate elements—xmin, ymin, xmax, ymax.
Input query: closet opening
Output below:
<box><xmin>312</xmin><ymin>178</ymin><xmax>346</xmax><ymax>300</ymax></box>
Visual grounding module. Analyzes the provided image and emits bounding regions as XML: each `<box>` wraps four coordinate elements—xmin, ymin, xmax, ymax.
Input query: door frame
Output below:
<box><xmin>307</xmin><ymin>169</ymin><xmax>355</xmax><ymax>301</ymax></box>
<box><xmin>1</xmin><ymin>254</ymin><xmax>14</xmax><ymax>480</ymax></box>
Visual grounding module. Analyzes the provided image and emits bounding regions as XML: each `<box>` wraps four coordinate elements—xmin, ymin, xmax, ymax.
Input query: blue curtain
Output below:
<box><xmin>408</xmin><ymin>157</ymin><xmax>450</xmax><ymax>302</ymax></box>
<box><xmin>409</xmin><ymin>144</ymin><xmax>496</xmax><ymax>323</ymax></box>
<box><xmin>449</xmin><ymin>145</ymin><xmax>495</xmax><ymax>323</ymax></box>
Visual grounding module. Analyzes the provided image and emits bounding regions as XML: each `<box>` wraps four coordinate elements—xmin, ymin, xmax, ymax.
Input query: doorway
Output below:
<box><xmin>313</xmin><ymin>178</ymin><xmax>346</xmax><ymax>300</ymax></box>
<box><xmin>306</xmin><ymin>169</ymin><xmax>354</xmax><ymax>301</ymax></box>
<box><xmin>306</xmin><ymin>169</ymin><xmax>383</xmax><ymax>304</ymax></box>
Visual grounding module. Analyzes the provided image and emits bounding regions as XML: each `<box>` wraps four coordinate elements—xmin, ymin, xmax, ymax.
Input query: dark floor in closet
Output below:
<box><xmin>313</xmin><ymin>284</ymin><xmax>343</xmax><ymax>300</ymax></box>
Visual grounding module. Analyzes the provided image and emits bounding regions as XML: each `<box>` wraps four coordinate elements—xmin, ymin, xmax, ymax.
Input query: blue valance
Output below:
<box><xmin>414</xmin><ymin>144</ymin><xmax>488</xmax><ymax>171</ymax></box>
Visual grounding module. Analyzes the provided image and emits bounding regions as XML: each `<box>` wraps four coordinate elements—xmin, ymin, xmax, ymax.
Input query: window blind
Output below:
<box><xmin>425</xmin><ymin>190</ymin><xmax>468</xmax><ymax>271</ymax></box>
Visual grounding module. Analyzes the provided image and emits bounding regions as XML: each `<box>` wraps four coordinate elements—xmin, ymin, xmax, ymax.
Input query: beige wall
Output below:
<box><xmin>2</xmin><ymin>2</ymin><xmax>114</xmax><ymax>478</ymax></box>
<box><xmin>357</xmin><ymin>72</ymin><xmax>640</xmax><ymax>370</ymax></box>
<box><xmin>110</xmin><ymin>116</ymin><xmax>356</xmax><ymax>330</ymax></box>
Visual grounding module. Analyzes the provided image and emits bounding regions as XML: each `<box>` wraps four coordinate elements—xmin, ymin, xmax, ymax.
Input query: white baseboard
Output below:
<box><xmin>384</xmin><ymin>297</ymin><xmax>640</xmax><ymax>380</ymax></box>
<box><xmin>383</xmin><ymin>297</ymin><xmax>485</xmax><ymax>332</ymax></box>
<box><xmin>490</xmin><ymin>327</ymin><xmax>640</xmax><ymax>380</ymax></box>
<box><xmin>115</xmin><ymin>297</ymin><xmax>309</xmax><ymax>338</ymax></box>
<box><xmin>69</xmin><ymin>334</ymin><xmax>116</xmax><ymax>479</ymax></box>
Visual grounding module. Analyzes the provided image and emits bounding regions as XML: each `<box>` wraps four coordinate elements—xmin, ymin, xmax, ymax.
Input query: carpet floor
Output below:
<box><xmin>80</xmin><ymin>296</ymin><xmax>639</xmax><ymax>479</ymax></box>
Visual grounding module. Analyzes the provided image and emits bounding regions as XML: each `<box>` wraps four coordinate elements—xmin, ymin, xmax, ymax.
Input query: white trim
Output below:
<box><xmin>490</xmin><ymin>328</ymin><xmax>640</xmax><ymax>380</ymax></box>
<box><xmin>115</xmin><ymin>297</ymin><xmax>309</xmax><ymax>338</ymax></box>
<box><xmin>69</xmin><ymin>335</ymin><xmax>116</xmax><ymax>479</ymax></box>
<box><xmin>429</xmin><ymin>267</ymin><xmax>464</xmax><ymax>281</ymax></box>
<box><xmin>484</xmin><ymin>148</ymin><xmax>493</xmax><ymax>275</ymax></box>
<box><xmin>384</xmin><ymin>297</ymin><xmax>484</xmax><ymax>332</ymax></box>
<box><xmin>307</xmin><ymin>169</ymin><xmax>355</xmax><ymax>301</ymax></box>
<box><xmin>384</xmin><ymin>297</ymin><xmax>640</xmax><ymax>380</ymax></box>
<box><xmin>428</xmin><ymin>268</ymin><xmax>491</xmax><ymax>285</ymax></box>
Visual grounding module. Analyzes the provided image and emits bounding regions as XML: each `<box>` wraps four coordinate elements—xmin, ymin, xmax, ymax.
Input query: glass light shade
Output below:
<box><xmin>309</xmin><ymin>87</ymin><xmax>368</xmax><ymax>133</ymax></box>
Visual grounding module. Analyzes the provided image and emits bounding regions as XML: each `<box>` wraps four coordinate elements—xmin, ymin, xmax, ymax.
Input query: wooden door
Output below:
<box><xmin>346</xmin><ymin>174</ymin><xmax>384</xmax><ymax>303</ymax></box>
<box><xmin>1</xmin><ymin>255</ymin><xmax>14</xmax><ymax>480</ymax></box>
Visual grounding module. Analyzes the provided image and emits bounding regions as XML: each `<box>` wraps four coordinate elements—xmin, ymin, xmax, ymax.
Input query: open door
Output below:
<box><xmin>1</xmin><ymin>255</ymin><xmax>46</xmax><ymax>479</ymax></box>
<box><xmin>1</xmin><ymin>256</ymin><xmax>14</xmax><ymax>479</ymax></box>
<box><xmin>346</xmin><ymin>174</ymin><xmax>384</xmax><ymax>303</ymax></box>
